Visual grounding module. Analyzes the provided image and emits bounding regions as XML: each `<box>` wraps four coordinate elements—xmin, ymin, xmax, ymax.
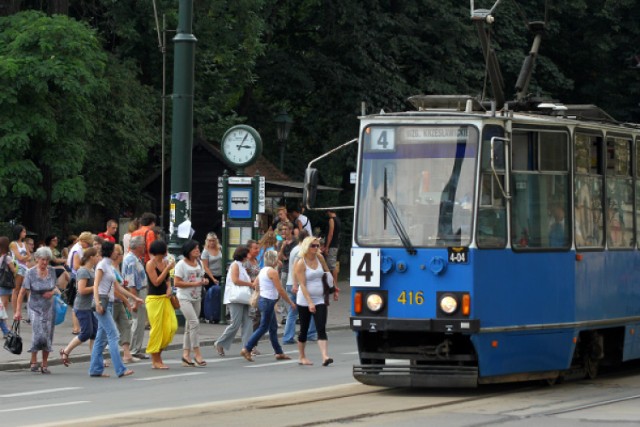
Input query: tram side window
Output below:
<box><xmin>477</xmin><ymin>125</ymin><xmax>507</xmax><ymax>248</ymax></box>
<box><xmin>511</xmin><ymin>129</ymin><xmax>570</xmax><ymax>249</ymax></box>
<box><xmin>574</xmin><ymin>133</ymin><xmax>604</xmax><ymax>248</ymax></box>
<box><xmin>606</xmin><ymin>136</ymin><xmax>633</xmax><ymax>248</ymax></box>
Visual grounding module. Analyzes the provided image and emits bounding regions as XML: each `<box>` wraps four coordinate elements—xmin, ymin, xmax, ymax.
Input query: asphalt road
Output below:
<box><xmin>0</xmin><ymin>329</ymin><xmax>360</xmax><ymax>427</ymax></box>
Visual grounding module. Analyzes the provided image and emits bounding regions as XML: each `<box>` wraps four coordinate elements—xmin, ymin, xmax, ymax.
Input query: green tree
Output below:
<box><xmin>0</xmin><ymin>11</ymin><xmax>108</xmax><ymax>236</ymax></box>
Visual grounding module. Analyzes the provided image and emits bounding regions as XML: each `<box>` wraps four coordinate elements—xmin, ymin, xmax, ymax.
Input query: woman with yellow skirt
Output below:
<box><xmin>145</xmin><ymin>240</ymin><xmax>177</xmax><ymax>369</ymax></box>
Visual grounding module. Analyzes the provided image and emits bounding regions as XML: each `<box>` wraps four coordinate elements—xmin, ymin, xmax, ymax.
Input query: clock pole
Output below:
<box><xmin>168</xmin><ymin>0</ymin><xmax>197</xmax><ymax>262</ymax></box>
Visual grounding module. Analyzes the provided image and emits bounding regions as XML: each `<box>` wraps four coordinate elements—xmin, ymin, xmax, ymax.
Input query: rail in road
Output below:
<box><xmin>2</xmin><ymin>329</ymin><xmax>640</xmax><ymax>426</ymax></box>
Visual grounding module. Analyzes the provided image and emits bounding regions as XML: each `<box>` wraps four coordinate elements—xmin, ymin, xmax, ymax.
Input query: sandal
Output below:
<box><xmin>118</xmin><ymin>369</ymin><xmax>134</xmax><ymax>378</ymax></box>
<box><xmin>194</xmin><ymin>358</ymin><xmax>207</xmax><ymax>367</ymax></box>
<box><xmin>275</xmin><ymin>353</ymin><xmax>291</xmax><ymax>360</ymax></box>
<box><xmin>322</xmin><ymin>358</ymin><xmax>334</xmax><ymax>367</ymax></box>
<box><xmin>41</xmin><ymin>366</ymin><xmax>51</xmax><ymax>374</ymax></box>
<box><xmin>30</xmin><ymin>363</ymin><xmax>40</xmax><ymax>373</ymax></box>
<box><xmin>90</xmin><ymin>373</ymin><xmax>110</xmax><ymax>378</ymax></box>
<box><xmin>181</xmin><ymin>357</ymin><xmax>195</xmax><ymax>367</ymax></box>
<box><xmin>240</xmin><ymin>348</ymin><xmax>254</xmax><ymax>362</ymax></box>
<box><xmin>103</xmin><ymin>360</ymin><xmax>110</xmax><ymax>368</ymax></box>
<box><xmin>215</xmin><ymin>344</ymin><xmax>225</xmax><ymax>357</ymax></box>
<box><xmin>60</xmin><ymin>349</ymin><xmax>71</xmax><ymax>367</ymax></box>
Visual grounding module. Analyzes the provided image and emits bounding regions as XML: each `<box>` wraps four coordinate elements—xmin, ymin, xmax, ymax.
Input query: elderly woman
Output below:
<box><xmin>13</xmin><ymin>247</ymin><xmax>60</xmax><ymax>374</ymax></box>
<box><xmin>240</xmin><ymin>250</ymin><xmax>296</xmax><ymax>362</ymax></box>
<box><xmin>214</xmin><ymin>246</ymin><xmax>254</xmax><ymax>357</ymax></box>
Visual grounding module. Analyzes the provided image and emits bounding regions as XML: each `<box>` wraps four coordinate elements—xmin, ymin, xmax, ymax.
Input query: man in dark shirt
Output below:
<box><xmin>324</xmin><ymin>209</ymin><xmax>341</xmax><ymax>285</ymax></box>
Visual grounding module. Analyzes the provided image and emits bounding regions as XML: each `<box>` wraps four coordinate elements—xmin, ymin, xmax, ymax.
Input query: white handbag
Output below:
<box><xmin>225</xmin><ymin>261</ymin><xmax>252</xmax><ymax>305</ymax></box>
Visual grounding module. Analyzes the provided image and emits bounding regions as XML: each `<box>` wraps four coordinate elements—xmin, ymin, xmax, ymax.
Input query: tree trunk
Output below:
<box><xmin>0</xmin><ymin>0</ymin><xmax>21</xmax><ymax>16</ymax></box>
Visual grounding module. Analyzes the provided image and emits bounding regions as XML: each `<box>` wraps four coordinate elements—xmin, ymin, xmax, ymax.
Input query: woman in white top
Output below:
<box><xmin>9</xmin><ymin>224</ymin><xmax>29</xmax><ymax>316</ymax></box>
<box><xmin>214</xmin><ymin>246</ymin><xmax>254</xmax><ymax>357</ymax></box>
<box><xmin>174</xmin><ymin>239</ymin><xmax>208</xmax><ymax>367</ymax></box>
<box><xmin>240</xmin><ymin>250</ymin><xmax>295</xmax><ymax>362</ymax></box>
<box><xmin>89</xmin><ymin>241</ymin><xmax>143</xmax><ymax>378</ymax></box>
<box><xmin>294</xmin><ymin>236</ymin><xmax>333</xmax><ymax>366</ymax></box>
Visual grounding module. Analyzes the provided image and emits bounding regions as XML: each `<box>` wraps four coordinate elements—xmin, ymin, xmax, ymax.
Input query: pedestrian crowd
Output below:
<box><xmin>0</xmin><ymin>206</ymin><xmax>342</xmax><ymax>375</ymax></box>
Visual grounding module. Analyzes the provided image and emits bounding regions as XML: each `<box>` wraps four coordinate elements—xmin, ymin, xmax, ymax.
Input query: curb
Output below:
<box><xmin>0</xmin><ymin>324</ymin><xmax>351</xmax><ymax>372</ymax></box>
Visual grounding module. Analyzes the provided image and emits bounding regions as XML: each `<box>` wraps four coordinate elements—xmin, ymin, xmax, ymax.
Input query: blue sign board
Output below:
<box><xmin>228</xmin><ymin>188</ymin><xmax>253</xmax><ymax>219</ymax></box>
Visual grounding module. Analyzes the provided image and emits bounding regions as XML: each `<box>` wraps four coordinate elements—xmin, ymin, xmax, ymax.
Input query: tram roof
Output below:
<box><xmin>360</xmin><ymin>95</ymin><xmax>640</xmax><ymax>131</ymax></box>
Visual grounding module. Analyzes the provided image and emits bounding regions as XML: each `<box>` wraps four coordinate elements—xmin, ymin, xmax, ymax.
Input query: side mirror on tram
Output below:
<box><xmin>303</xmin><ymin>168</ymin><xmax>319</xmax><ymax>209</ymax></box>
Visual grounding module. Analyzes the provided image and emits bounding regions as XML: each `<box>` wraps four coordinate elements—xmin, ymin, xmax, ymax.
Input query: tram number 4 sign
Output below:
<box><xmin>447</xmin><ymin>247</ymin><xmax>468</xmax><ymax>264</ymax></box>
<box><xmin>351</xmin><ymin>248</ymin><xmax>381</xmax><ymax>288</ymax></box>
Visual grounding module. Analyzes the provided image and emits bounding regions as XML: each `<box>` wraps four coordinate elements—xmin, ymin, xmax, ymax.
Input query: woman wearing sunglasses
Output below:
<box><xmin>293</xmin><ymin>237</ymin><xmax>333</xmax><ymax>366</ymax></box>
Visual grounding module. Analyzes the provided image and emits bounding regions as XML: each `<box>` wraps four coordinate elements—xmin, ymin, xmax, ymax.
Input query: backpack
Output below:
<box><xmin>131</xmin><ymin>228</ymin><xmax>154</xmax><ymax>263</ymax></box>
<box><xmin>0</xmin><ymin>255</ymin><xmax>15</xmax><ymax>289</ymax></box>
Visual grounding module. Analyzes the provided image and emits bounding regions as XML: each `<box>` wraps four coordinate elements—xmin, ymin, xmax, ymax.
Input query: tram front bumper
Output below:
<box><xmin>350</xmin><ymin>316</ymin><xmax>480</xmax><ymax>334</ymax></box>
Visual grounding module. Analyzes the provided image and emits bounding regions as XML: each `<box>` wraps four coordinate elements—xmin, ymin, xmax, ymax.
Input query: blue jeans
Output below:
<box><xmin>245</xmin><ymin>297</ymin><xmax>283</xmax><ymax>354</ymax></box>
<box><xmin>89</xmin><ymin>303</ymin><xmax>127</xmax><ymax>377</ymax></box>
<box><xmin>0</xmin><ymin>320</ymin><xmax>9</xmax><ymax>335</ymax></box>
<box><xmin>283</xmin><ymin>285</ymin><xmax>317</xmax><ymax>342</ymax></box>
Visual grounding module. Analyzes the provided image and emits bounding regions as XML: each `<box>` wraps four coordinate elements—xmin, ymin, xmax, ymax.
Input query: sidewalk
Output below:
<box><xmin>0</xmin><ymin>284</ymin><xmax>351</xmax><ymax>371</ymax></box>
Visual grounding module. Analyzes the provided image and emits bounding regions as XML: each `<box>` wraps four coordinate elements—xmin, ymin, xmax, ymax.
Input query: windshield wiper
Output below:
<box><xmin>380</xmin><ymin>196</ymin><xmax>416</xmax><ymax>255</ymax></box>
<box><xmin>381</xmin><ymin>168</ymin><xmax>416</xmax><ymax>255</ymax></box>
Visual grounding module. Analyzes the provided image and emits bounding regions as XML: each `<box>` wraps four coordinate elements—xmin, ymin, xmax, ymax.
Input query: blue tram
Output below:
<box><xmin>341</xmin><ymin>5</ymin><xmax>640</xmax><ymax>387</ymax></box>
<box><xmin>349</xmin><ymin>96</ymin><xmax>640</xmax><ymax>387</ymax></box>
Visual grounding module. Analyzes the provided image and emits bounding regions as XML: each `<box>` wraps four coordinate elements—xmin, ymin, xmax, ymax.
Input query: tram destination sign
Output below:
<box><xmin>403</xmin><ymin>126</ymin><xmax>469</xmax><ymax>141</ymax></box>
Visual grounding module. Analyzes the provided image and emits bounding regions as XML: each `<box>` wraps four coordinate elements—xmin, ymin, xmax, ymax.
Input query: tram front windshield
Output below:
<box><xmin>356</xmin><ymin>125</ymin><xmax>478</xmax><ymax>248</ymax></box>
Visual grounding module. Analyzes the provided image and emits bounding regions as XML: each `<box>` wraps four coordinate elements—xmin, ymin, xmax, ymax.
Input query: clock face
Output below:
<box><xmin>221</xmin><ymin>126</ymin><xmax>261</xmax><ymax>166</ymax></box>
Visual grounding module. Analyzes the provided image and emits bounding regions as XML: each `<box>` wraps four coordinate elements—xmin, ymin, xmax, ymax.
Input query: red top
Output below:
<box><xmin>98</xmin><ymin>232</ymin><xmax>116</xmax><ymax>243</ymax></box>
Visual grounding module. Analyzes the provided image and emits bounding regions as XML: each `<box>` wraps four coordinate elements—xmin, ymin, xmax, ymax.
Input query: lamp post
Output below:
<box><xmin>274</xmin><ymin>110</ymin><xmax>293</xmax><ymax>171</ymax></box>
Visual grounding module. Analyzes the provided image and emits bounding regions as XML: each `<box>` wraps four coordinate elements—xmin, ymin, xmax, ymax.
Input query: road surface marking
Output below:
<box><xmin>0</xmin><ymin>401</ymin><xmax>89</xmax><ymax>413</ymax></box>
<box><xmin>0</xmin><ymin>387</ymin><xmax>82</xmax><ymax>398</ymax></box>
<box><xmin>245</xmin><ymin>360</ymin><xmax>299</xmax><ymax>368</ymax></box>
<box><xmin>135</xmin><ymin>372</ymin><xmax>206</xmax><ymax>381</ymax></box>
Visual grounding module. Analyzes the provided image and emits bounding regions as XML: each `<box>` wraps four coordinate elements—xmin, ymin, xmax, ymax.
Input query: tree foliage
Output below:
<box><xmin>0</xmin><ymin>11</ymin><xmax>107</xmax><ymax>235</ymax></box>
<box><xmin>1</xmin><ymin>0</ymin><xmax>640</xmax><ymax>237</ymax></box>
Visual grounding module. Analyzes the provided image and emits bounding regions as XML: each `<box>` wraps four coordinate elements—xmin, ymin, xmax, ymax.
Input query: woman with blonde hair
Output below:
<box><xmin>0</xmin><ymin>236</ymin><xmax>17</xmax><ymax>328</ymax></box>
<box><xmin>9</xmin><ymin>224</ymin><xmax>30</xmax><ymax>316</ymax></box>
<box><xmin>59</xmin><ymin>247</ymin><xmax>99</xmax><ymax>366</ymax></box>
<box><xmin>257</xmin><ymin>231</ymin><xmax>277</xmax><ymax>268</ymax></box>
<box><xmin>66</xmin><ymin>231</ymin><xmax>94</xmax><ymax>335</ymax></box>
<box><xmin>294</xmin><ymin>236</ymin><xmax>333</xmax><ymax>366</ymax></box>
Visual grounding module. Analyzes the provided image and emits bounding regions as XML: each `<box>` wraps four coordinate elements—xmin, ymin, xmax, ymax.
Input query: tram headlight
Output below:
<box><xmin>366</xmin><ymin>293</ymin><xmax>384</xmax><ymax>312</ymax></box>
<box><xmin>439</xmin><ymin>295</ymin><xmax>458</xmax><ymax>314</ymax></box>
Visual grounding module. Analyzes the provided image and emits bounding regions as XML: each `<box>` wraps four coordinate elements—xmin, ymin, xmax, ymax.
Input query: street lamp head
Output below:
<box><xmin>274</xmin><ymin>110</ymin><xmax>293</xmax><ymax>142</ymax></box>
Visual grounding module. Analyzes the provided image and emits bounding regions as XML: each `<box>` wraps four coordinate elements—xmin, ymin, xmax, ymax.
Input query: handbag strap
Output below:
<box><xmin>12</xmin><ymin>319</ymin><xmax>20</xmax><ymax>334</ymax></box>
